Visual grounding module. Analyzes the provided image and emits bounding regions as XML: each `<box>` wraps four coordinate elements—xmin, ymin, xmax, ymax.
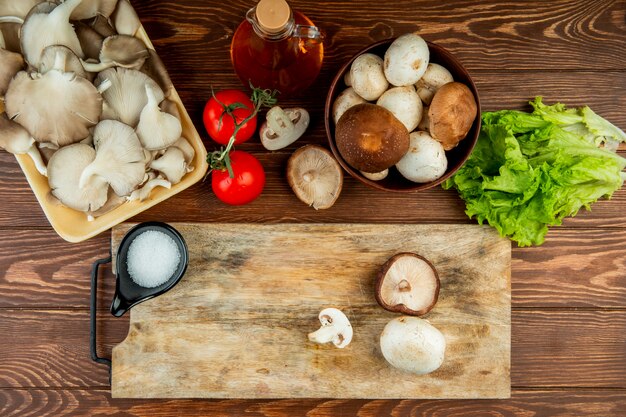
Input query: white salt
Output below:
<box><xmin>127</xmin><ymin>230</ymin><xmax>181</xmax><ymax>288</ymax></box>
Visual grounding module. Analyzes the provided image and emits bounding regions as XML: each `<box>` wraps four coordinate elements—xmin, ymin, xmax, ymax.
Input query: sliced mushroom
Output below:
<box><xmin>360</xmin><ymin>169</ymin><xmax>388</xmax><ymax>181</ymax></box>
<box><xmin>48</xmin><ymin>143</ymin><xmax>109</xmax><ymax>212</ymax></box>
<box><xmin>0</xmin><ymin>114</ymin><xmax>47</xmax><ymax>176</ymax></box>
<box><xmin>20</xmin><ymin>0</ymin><xmax>84</xmax><ymax>68</ymax></box>
<box><xmin>141</xmin><ymin>48</ymin><xmax>174</xmax><ymax>98</ymax></box>
<box><xmin>71</xmin><ymin>0</ymin><xmax>118</xmax><ymax>20</ymax></box>
<box><xmin>149</xmin><ymin>147</ymin><xmax>187</xmax><ymax>185</ymax></box>
<box><xmin>415</xmin><ymin>63</ymin><xmax>454</xmax><ymax>105</ymax></box>
<box><xmin>349</xmin><ymin>53</ymin><xmax>388</xmax><ymax>101</ymax></box>
<box><xmin>380</xmin><ymin>316</ymin><xmax>446</xmax><ymax>375</ymax></box>
<box><xmin>384</xmin><ymin>33</ymin><xmax>430</xmax><ymax>87</ymax></box>
<box><xmin>128</xmin><ymin>174</ymin><xmax>171</xmax><ymax>202</ymax></box>
<box><xmin>95</xmin><ymin>67</ymin><xmax>164</xmax><ymax>127</ymax></box>
<box><xmin>136</xmin><ymin>84</ymin><xmax>182</xmax><ymax>150</ymax></box>
<box><xmin>81</xmin><ymin>35</ymin><xmax>149</xmax><ymax>72</ymax></box>
<box><xmin>74</xmin><ymin>22</ymin><xmax>105</xmax><ymax>61</ymax></box>
<box><xmin>375</xmin><ymin>253</ymin><xmax>440</xmax><ymax>316</ymax></box>
<box><xmin>332</xmin><ymin>87</ymin><xmax>365</xmax><ymax>124</ymax></box>
<box><xmin>308</xmin><ymin>308</ymin><xmax>353</xmax><ymax>348</ymax></box>
<box><xmin>0</xmin><ymin>42</ymin><xmax>24</xmax><ymax>96</ymax></box>
<box><xmin>260</xmin><ymin>106</ymin><xmax>309</xmax><ymax>151</ymax></box>
<box><xmin>286</xmin><ymin>145</ymin><xmax>343</xmax><ymax>210</ymax></box>
<box><xmin>39</xmin><ymin>45</ymin><xmax>90</xmax><ymax>80</ymax></box>
<box><xmin>5</xmin><ymin>65</ymin><xmax>102</xmax><ymax>147</ymax></box>
<box><xmin>80</xmin><ymin>120</ymin><xmax>145</xmax><ymax>196</ymax></box>
<box><xmin>376</xmin><ymin>85</ymin><xmax>423</xmax><ymax>132</ymax></box>
<box><xmin>111</xmin><ymin>0</ymin><xmax>141</xmax><ymax>36</ymax></box>
<box><xmin>172</xmin><ymin>136</ymin><xmax>195</xmax><ymax>165</ymax></box>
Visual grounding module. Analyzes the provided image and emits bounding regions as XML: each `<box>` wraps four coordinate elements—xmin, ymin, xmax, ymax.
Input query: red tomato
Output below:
<box><xmin>212</xmin><ymin>151</ymin><xmax>265</xmax><ymax>205</ymax></box>
<box><xmin>203</xmin><ymin>90</ymin><xmax>258</xmax><ymax>145</ymax></box>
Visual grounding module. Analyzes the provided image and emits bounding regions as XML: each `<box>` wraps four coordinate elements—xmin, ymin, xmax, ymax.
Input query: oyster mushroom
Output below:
<box><xmin>172</xmin><ymin>136</ymin><xmax>195</xmax><ymax>165</ymax></box>
<box><xmin>74</xmin><ymin>22</ymin><xmax>104</xmax><ymax>60</ymax></box>
<box><xmin>332</xmin><ymin>87</ymin><xmax>366</xmax><ymax>124</ymax></box>
<box><xmin>48</xmin><ymin>143</ymin><xmax>109</xmax><ymax>212</ymax></box>
<box><xmin>335</xmin><ymin>103</ymin><xmax>409</xmax><ymax>173</ymax></box>
<box><xmin>80</xmin><ymin>120</ymin><xmax>145</xmax><ymax>196</ymax></box>
<box><xmin>384</xmin><ymin>33</ymin><xmax>430</xmax><ymax>87</ymax></box>
<box><xmin>149</xmin><ymin>147</ymin><xmax>187</xmax><ymax>185</ymax></box>
<box><xmin>5</xmin><ymin>61</ymin><xmax>102</xmax><ymax>147</ymax></box>
<box><xmin>348</xmin><ymin>53</ymin><xmax>388</xmax><ymax>101</ymax></box>
<box><xmin>71</xmin><ymin>0</ymin><xmax>118</xmax><ymax>20</ymax></box>
<box><xmin>376</xmin><ymin>85</ymin><xmax>423</xmax><ymax>132</ymax></box>
<box><xmin>20</xmin><ymin>0</ymin><xmax>85</xmax><ymax>68</ymax></box>
<box><xmin>380</xmin><ymin>316</ymin><xmax>446</xmax><ymax>375</ymax></box>
<box><xmin>0</xmin><ymin>33</ymin><xmax>24</xmax><ymax>96</ymax></box>
<box><xmin>429</xmin><ymin>82</ymin><xmax>477</xmax><ymax>150</ymax></box>
<box><xmin>81</xmin><ymin>35</ymin><xmax>149</xmax><ymax>72</ymax></box>
<box><xmin>0</xmin><ymin>0</ymin><xmax>44</xmax><ymax>21</ymax></box>
<box><xmin>308</xmin><ymin>308</ymin><xmax>353</xmax><ymax>348</ymax></box>
<box><xmin>375</xmin><ymin>253</ymin><xmax>440</xmax><ymax>316</ymax></box>
<box><xmin>415</xmin><ymin>63</ymin><xmax>454</xmax><ymax>105</ymax></box>
<box><xmin>286</xmin><ymin>145</ymin><xmax>343</xmax><ymax>210</ymax></box>
<box><xmin>0</xmin><ymin>114</ymin><xmax>47</xmax><ymax>176</ymax></box>
<box><xmin>96</xmin><ymin>67</ymin><xmax>164</xmax><ymax>127</ymax></box>
<box><xmin>86</xmin><ymin>188</ymin><xmax>126</xmax><ymax>220</ymax></box>
<box><xmin>136</xmin><ymin>84</ymin><xmax>182</xmax><ymax>150</ymax></box>
<box><xmin>39</xmin><ymin>45</ymin><xmax>90</xmax><ymax>80</ymax></box>
<box><xmin>89</xmin><ymin>14</ymin><xmax>116</xmax><ymax>37</ymax></box>
<box><xmin>260</xmin><ymin>106</ymin><xmax>309</xmax><ymax>151</ymax></box>
<box><xmin>160</xmin><ymin>99</ymin><xmax>180</xmax><ymax>121</ymax></box>
<box><xmin>141</xmin><ymin>48</ymin><xmax>174</xmax><ymax>98</ymax></box>
<box><xmin>128</xmin><ymin>174</ymin><xmax>171</xmax><ymax>202</ymax></box>
<box><xmin>0</xmin><ymin>22</ymin><xmax>22</xmax><ymax>53</ymax></box>
<box><xmin>111</xmin><ymin>0</ymin><xmax>141</xmax><ymax>36</ymax></box>
<box><xmin>396</xmin><ymin>131</ymin><xmax>448</xmax><ymax>183</ymax></box>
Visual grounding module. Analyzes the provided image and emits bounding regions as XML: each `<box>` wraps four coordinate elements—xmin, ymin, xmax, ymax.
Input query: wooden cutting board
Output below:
<box><xmin>111</xmin><ymin>223</ymin><xmax>511</xmax><ymax>399</ymax></box>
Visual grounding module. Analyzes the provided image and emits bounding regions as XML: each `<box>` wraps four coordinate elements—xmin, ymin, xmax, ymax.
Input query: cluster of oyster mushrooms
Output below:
<box><xmin>0</xmin><ymin>0</ymin><xmax>195</xmax><ymax>220</ymax></box>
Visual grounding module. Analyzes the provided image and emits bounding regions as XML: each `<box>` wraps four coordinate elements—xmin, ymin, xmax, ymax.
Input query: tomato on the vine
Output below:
<box><xmin>203</xmin><ymin>90</ymin><xmax>257</xmax><ymax>145</ymax></box>
<box><xmin>211</xmin><ymin>151</ymin><xmax>265</xmax><ymax>205</ymax></box>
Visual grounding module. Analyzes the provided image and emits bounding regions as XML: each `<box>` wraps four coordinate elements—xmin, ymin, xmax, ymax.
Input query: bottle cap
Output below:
<box><xmin>256</xmin><ymin>0</ymin><xmax>290</xmax><ymax>33</ymax></box>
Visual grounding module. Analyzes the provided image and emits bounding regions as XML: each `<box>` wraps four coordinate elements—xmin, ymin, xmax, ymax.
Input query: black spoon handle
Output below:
<box><xmin>90</xmin><ymin>255</ymin><xmax>112</xmax><ymax>382</ymax></box>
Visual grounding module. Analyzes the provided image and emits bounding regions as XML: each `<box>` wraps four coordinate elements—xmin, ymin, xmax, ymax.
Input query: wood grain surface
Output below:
<box><xmin>1</xmin><ymin>0</ymin><xmax>625</xmax><ymax>414</ymax></box>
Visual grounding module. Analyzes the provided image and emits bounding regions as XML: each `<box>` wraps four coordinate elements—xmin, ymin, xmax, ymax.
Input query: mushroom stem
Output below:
<box><xmin>53</xmin><ymin>51</ymin><xmax>67</xmax><ymax>72</ymax></box>
<box><xmin>307</xmin><ymin>325</ymin><xmax>339</xmax><ymax>344</ymax></box>
<box><xmin>0</xmin><ymin>31</ymin><xmax>4</xmax><ymax>49</ymax></box>
<box><xmin>26</xmin><ymin>145</ymin><xmax>48</xmax><ymax>176</ymax></box>
<box><xmin>0</xmin><ymin>16</ymin><xmax>24</xmax><ymax>24</ymax></box>
<box><xmin>80</xmin><ymin>59</ymin><xmax>115</xmax><ymax>73</ymax></box>
<box><xmin>97</xmin><ymin>78</ymin><xmax>112</xmax><ymax>94</ymax></box>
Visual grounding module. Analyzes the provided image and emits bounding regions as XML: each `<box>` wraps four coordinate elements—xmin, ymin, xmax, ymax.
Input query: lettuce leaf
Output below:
<box><xmin>443</xmin><ymin>98</ymin><xmax>626</xmax><ymax>246</ymax></box>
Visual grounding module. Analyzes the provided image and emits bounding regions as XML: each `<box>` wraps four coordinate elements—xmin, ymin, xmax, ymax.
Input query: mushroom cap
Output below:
<box><xmin>20</xmin><ymin>0</ymin><xmax>85</xmax><ymax>68</ymax></box>
<box><xmin>0</xmin><ymin>0</ymin><xmax>44</xmax><ymax>20</ymax></box>
<box><xmin>136</xmin><ymin>84</ymin><xmax>182</xmax><ymax>150</ymax></box>
<box><xmin>81</xmin><ymin>120</ymin><xmax>146</xmax><ymax>196</ymax></box>
<box><xmin>141</xmin><ymin>48</ymin><xmax>174</xmax><ymax>98</ymax></box>
<box><xmin>0</xmin><ymin>22</ymin><xmax>22</xmax><ymax>53</ymax></box>
<box><xmin>308</xmin><ymin>307</ymin><xmax>353</xmax><ymax>348</ymax></box>
<box><xmin>82</xmin><ymin>35</ymin><xmax>149</xmax><ymax>72</ymax></box>
<box><xmin>0</xmin><ymin>48</ymin><xmax>24</xmax><ymax>96</ymax></box>
<box><xmin>380</xmin><ymin>316</ymin><xmax>446</xmax><ymax>375</ymax></box>
<box><xmin>74</xmin><ymin>22</ymin><xmax>104</xmax><ymax>61</ymax></box>
<box><xmin>384</xmin><ymin>33</ymin><xmax>430</xmax><ymax>87</ymax></box>
<box><xmin>335</xmin><ymin>103</ymin><xmax>410</xmax><ymax>173</ymax></box>
<box><xmin>96</xmin><ymin>67</ymin><xmax>164</xmax><ymax>127</ymax></box>
<box><xmin>48</xmin><ymin>143</ymin><xmax>109</xmax><ymax>212</ymax></box>
<box><xmin>287</xmin><ymin>145</ymin><xmax>343</xmax><ymax>210</ymax></box>
<box><xmin>149</xmin><ymin>147</ymin><xmax>187</xmax><ymax>185</ymax></box>
<box><xmin>375</xmin><ymin>252</ymin><xmax>440</xmax><ymax>316</ymax></box>
<box><xmin>415</xmin><ymin>63</ymin><xmax>454</xmax><ymax>105</ymax></box>
<box><xmin>396</xmin><ymin>131</ymin><xmax>447</xmax><ymax>183</ymax></box>
<box><xmin>5</xmin><ymin>69</ymin><xmax>102</xmax><ymax>146</ymax></box>
<box><xmin>71</xmin><ymin>0</ymin><xmax>119</xmax><ymax>20</ymax></box>
<box><xmin>349</xmin><ymin>53</ymin><xmax>388</xmax><ymax>101</ymax></box>
<box><xmin>172</xmin><ymin>136</ymin><xmax>195</xmax><ymax>165</ymax></box>
<box><xmin>39</xmin><ymin>45</ymin><xmax>90</xmax><ymax>79</ymax></box>
<box><xmin>376</xmin><ymin>85</ymin><xmax>423</xmax><ymax>132</ymax></box>
<box><xmin>111</xmin><ymin>0</ymin><xmax>141</xmax><ymax>36</ymax></box>
<box><xmin>0</xmin><ymin>114</ymin><xmax>35</xmax><ymax>154</ymax></box>
<box><xmin>428</xmin><ymin>82</ymin><xmax>477</xmax><ymax>150</ymax></box>
<box><xmin>332</xmin><ymin>87</ymin><xmax>366</xmax><ymax>125</ymax></box>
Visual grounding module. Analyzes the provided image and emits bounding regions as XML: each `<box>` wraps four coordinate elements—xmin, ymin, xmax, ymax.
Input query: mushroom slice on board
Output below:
<box><xmin>0</xmin><ymin>114</ymin><xmax>47</xmax><ymax>176</ymax></box>
<box><xmin>375</xmin><ymin>252</ymin><xmax>440</xmax><ymax>316</ymax></box>
<box><xmin>96</xmin><ymin>67</ymin><xmax>164</xmax><ymax>127</ymax></box>
<box><xmin>260</xmin><ymin>106</ymin><xmax>309</xmax><ymax>151</ymax></box>
<box><xmin>111</xmin><ymin>0</ymin><xmax>141</xmax><ymax>36</ymax></box>
<box><xmin>81</xmin><ymin>35</ymin><xmax>149</xmax><ymax>72</ymax></box>
<box><xmin>380</xmin><ymin>316</ymin><xmax>446</xmax><ymax>375</ymax></box>
<box><xmin>70</xmin><ymin>0</ymin><xmax>118</xmax><ymax>21</ymax></box>
<box><xmin>80</xmin><ymin>120</ymin><xmax>146</xmax><ymax>197</ymax></box>
<box><xmin>149</xmin><ymin>147</ymin><xmax>187</xmax><ymax>185</ymax></box>
<box><xmin>48</xmin><ymin>143</ymin><xmax>109</xmax><ymax>212</ymax></box>
<box><xmin>308</xmin><ymin>308</ymin><xmax>353</xmax><ymax>348</ymax></box>
<box><xmin>5</xmin><ymin>66</ymin><xmax>102</xmax><ymax>147</ymax></box>
<box><xmin>20</xmin><ymin>0</ymin><xmax>84</xmax><ymax>68</ymax></box>
<box><xmin>286</xmin><ymin>145</ymin><xmax>343</xmax><ymax>210</ymax></box>
<box><xmin>136</xmin><ymin>84</ymin><xmax>182</xmax><ymax>150</ymax></box>
<box><xmin>0</xmin><ymin>35</ymin><xmax>24</xmax><ymax>96</ymax></box>
<box><xmin>39</xmin><ymin>45</ymin><xmax>91</xmax><ymax>80</ymax></box>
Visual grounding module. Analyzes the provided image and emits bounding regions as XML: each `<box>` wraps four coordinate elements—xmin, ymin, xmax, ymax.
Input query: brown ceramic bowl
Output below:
<box><xmin>325</xmin><ymin>39</ymin><xmax>481</xmax><ymax>192</ymax></box>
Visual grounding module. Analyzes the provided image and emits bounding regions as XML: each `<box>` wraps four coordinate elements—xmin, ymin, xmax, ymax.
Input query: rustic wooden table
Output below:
<box><xmin>1</xmin><ymin>0</ymin><xmax>625</xmax><ymax>415</ymax></box>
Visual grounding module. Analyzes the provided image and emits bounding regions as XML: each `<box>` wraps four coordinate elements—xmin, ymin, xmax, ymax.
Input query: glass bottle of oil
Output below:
<box><xmin>230</xmin><ymin>0</ymin><xmax>324</xmax><ymax>97</ymax></box>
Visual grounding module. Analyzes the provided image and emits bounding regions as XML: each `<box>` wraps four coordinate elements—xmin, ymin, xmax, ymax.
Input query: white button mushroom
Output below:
<box><xmin>136</xmin><ymin>84</ymin><xmax>182</xmax><ymax>150</ymax></box>
<box><xmin>380</xmin><ymin>316</ymin><xmax>446</xmax><ymax>375</ymax></box>
<box><xmin>332</xmin><ymin>87</ymin><xmax>366</xmax><ymax>124</ymax></box>
<box><xmin>360</xmin><ymin>169</ymin><xmax>388</xmax><ymax>181</ymax></box>
<box><xmin>415</xmin><ymin>63</ymin><xmax>454</xmax><ymax>105</ymax></box>
<box><xmin>308</xmin><ymin>307</ymin><xmax>353</xmax><ymax>348</ymax></box>
<box><xmin>384</xmin><ymin>33</ymin><xmax>430</xmax><ymax>87</ymax></box>
<box><xmin>396</xmin><ymin>131</ymin><xmax>448</xmax><ymax>183</ymax></box>
<box><xmin>376</xmin><ymin>86</ymin><xmax>423</xmax><ymax>132</ymax></box>
<box><xmin>349</xmin><ymin>53</ymin><xmax>389</xmax><ymax>101</ymax></box>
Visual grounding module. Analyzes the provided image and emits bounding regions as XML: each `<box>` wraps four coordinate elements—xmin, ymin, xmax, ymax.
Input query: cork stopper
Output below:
<box><xmin>255</xmin><ymin>0</ymin><xmax>290</xmax><ymax>33</ymax></box>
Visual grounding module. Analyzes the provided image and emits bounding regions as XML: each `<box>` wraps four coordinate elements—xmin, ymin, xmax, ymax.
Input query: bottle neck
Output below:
<box><xmin>246</xmin><ymin>6</ymin><xmax>295</xmax><ymax>41</ymax></box>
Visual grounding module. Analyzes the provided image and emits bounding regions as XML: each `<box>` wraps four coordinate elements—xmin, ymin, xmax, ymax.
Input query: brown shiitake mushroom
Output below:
<box><xmin>375</xmin><ymin>252</ymin><xmax>440</xmax><ymax>316</ymax></box>
<box><xmin>428</xmin><ymin>82</ymin><xmax>477</xmax><ymax>150</ymax></box>
<box><xmin>287</xmin><ymin>145</ymin><xmax>343</xmax><ymax>210</ymax></box>
<box><xmin>335</xmin><ymin>103</ymin><xmax>409</xmax><ymax>173</ymax></box>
